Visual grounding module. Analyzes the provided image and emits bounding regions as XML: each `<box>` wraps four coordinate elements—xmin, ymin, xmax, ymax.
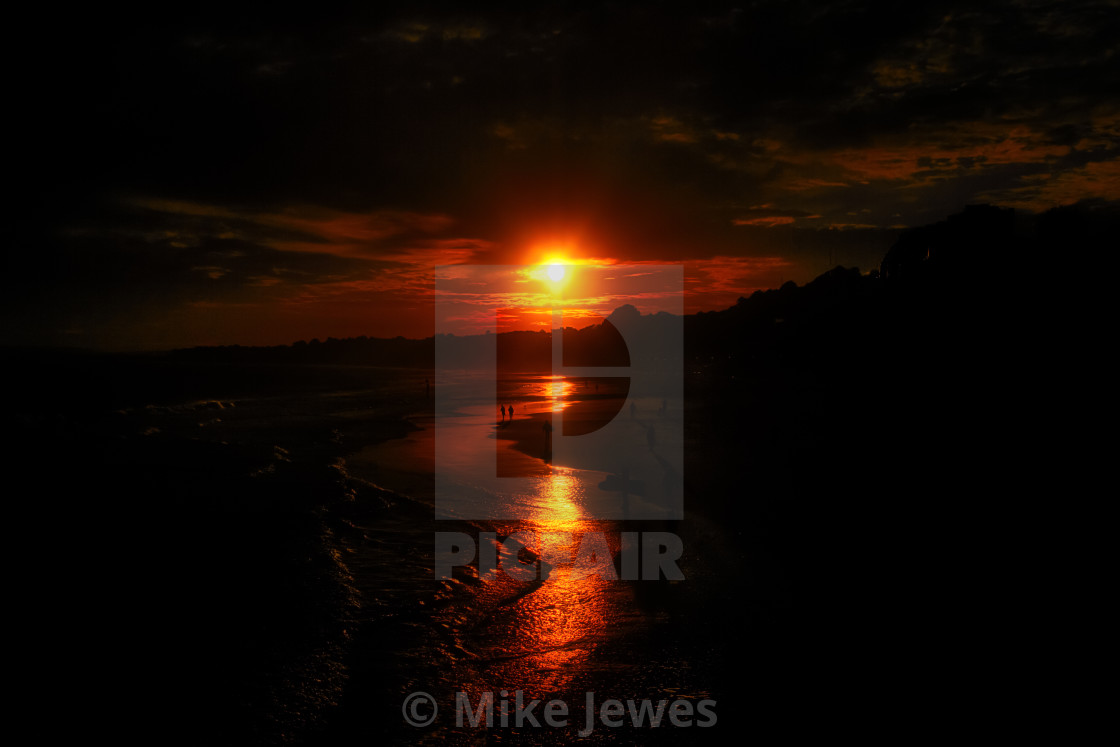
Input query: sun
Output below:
<box><xmin>547</xmin><ymin>263</ymin><xmax>566</xmax><ymax>283</ymax></box>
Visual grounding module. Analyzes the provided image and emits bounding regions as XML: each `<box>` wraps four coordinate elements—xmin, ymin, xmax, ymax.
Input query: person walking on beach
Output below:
<box><xmin>508</xmin><ymin>404</ymin><xmax>514</xmax><ymax>419</ymax></box>
<box><xmin>500</xmin><ymin>404</ymin><xmax>506</xmax><ymax>422</ymax></box>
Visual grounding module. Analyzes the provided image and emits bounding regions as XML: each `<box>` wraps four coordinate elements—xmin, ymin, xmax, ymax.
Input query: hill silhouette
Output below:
<box><xmin>155</xmin><ymin>201</ymin><xmax>1111</xmax><ymax>374</ymax></box>
<box><xmin>681</xmin><ymin>200</ymin><xmax>1115</xmax><ymax>718</ymax></box>
<box><xmin>9</xmin><ymin>200</ymin><xmax>1109</xmax><ymax>413</ymax></box>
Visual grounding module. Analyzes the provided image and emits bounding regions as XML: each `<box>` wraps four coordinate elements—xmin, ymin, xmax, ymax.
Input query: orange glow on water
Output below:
<box><xmin>485</xmin><ymin>468</ymin><xmax>622</xmax><ymax>691</ymax></box>
<box><xmin>548</xmin><ymin>375</ymin><xmax>574</xmax><ymax>411</ymax></box>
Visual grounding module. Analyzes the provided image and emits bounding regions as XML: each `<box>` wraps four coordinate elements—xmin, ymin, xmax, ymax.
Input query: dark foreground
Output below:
<box><xmin>7</xmin><ymin>279</ymin><xmax>1058</xmax><ymax>744</ymax></box>
<box><xmin>10</xmin><ymin>358</ymin><xmax>741</xmax><ymax>744</ymax></box>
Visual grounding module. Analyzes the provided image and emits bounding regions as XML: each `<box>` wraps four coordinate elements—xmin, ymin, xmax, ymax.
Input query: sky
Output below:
<box><xmin>6</xmin><ymin>1</ymin><xmax>1119</xmax><ymax>349</ymax></box>
<box><xmin>435</xmin><ymin>263</ymin><xmax>684</xmax><ymax>337</ymax></box>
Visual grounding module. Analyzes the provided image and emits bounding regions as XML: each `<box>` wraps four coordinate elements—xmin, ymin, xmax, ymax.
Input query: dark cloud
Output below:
<box><xmin>7</xmin><ymin>1</ymin><xmax>1119</xmax><ymax>347</ymax></box>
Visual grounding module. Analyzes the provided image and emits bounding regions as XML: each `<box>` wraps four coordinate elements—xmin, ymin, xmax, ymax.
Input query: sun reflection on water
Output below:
<box><xmin>548</xmin><ymin>376</ymin><xmax>573</xmax><ymax>411</ymax></box>
<box><xmin>483</xmin><ymin>467</ymin><xmax>622</xmax><ymax>692</ymax></box>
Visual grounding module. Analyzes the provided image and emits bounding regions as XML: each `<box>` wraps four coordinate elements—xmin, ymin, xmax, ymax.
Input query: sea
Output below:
<box><xmin>13</xmin><ymin>357</ymin><xmax>748</xmax><ymax>745</ymax></box>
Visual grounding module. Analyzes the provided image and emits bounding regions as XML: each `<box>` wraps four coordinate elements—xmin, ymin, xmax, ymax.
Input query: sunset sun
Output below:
<box><xmin>547</xmin><ymin>263</ymin><xmax>566</xmax><ymax>282</ymax></box>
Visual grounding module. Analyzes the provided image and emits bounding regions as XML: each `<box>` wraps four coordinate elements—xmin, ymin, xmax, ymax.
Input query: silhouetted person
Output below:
<box><xmin>508</xmin><ymin>404</ymin><xmax>514</xmax><ymax>419</ymax></box>
<box><xmin>621</xmin><ymin>466</ymin><xmax>631</xmax><ymax>520</ymax></box>
<box><xmin>500</xmin><ymin>404</ymin><xmax>506</xmax><ymax>422</ymax></box>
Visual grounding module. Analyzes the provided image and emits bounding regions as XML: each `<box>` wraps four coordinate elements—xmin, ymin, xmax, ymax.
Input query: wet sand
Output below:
<box><xmin>496</xmin><ymin>394</ymin><xmax>678</xmax><ymax>468</ymax></box>
<box><xmin>327</xmin><ymin>382</ymin><xmax>741</xmax><ymax>744</ymax></box>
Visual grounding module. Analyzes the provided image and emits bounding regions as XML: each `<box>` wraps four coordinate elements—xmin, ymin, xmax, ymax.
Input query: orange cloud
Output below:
<box><xmin>981</xmin><ymin>157</ymin><xmax>1120</xmax><ymax>210</ymax></box>
<box><xmin>124</xmin><ymin>196</ymin><xmax>467</xmax><ymax>260</ymax></box>
<box><xmin>733</xmin><ymin>216</ymin><xmax>797</xmax><ymax>227</ymax></box>
<box><xmin>684</xmin><ymin>255</ymin><xmax>795</xmax><ymax>313</ymax></box>
<box><xmin>829</xmin><ymin>123</ymin><xmax>1073</xmax><ymax>182</ymax></box>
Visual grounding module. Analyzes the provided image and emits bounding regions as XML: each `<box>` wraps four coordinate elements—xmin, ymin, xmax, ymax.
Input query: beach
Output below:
<box><xmin>331</xmin><ymin>372</ymin><xmax>730</xmax><ymax>743</ymax></box>
<box><xmin>9</xmin><ymin>357</ymin><xmax>741</xmax><ymax>744</ymax></box>
<box><xmin>12</xmin><ymin>351</ymin><xmax>969</xmax><ymax>745</ymax></box>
